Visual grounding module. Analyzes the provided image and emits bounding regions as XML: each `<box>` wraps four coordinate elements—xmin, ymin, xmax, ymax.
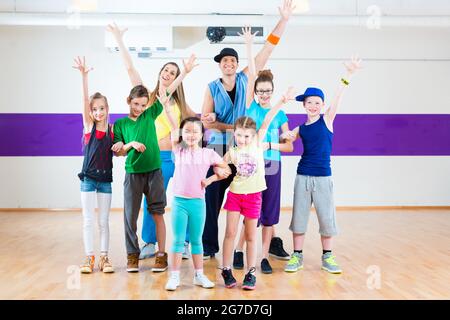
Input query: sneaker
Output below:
<box><xmin>80</xmin><ymin>255</ymin><xmax>95</xmax><ymax>274</ymax></box>
<box><xmin>99</xmin><ymin>255</ymin><xmax>114</xmax><ymax>273</ymax></box>
<box><xmin>242</xmin><ymin>267</ymin><xmax>256</xmax><ymax>290</ymax></box>
<box><xmin>321</xmin><ymin>252</ymin><xmax>342</xmax><ymax>274</ymax></box>
<box><xmin>182</xmin><ymin>242</ymin><xmax>191</xmax><ymax>260</ymax></box>
<box><xmin>233</xmin><ymin>250</ymin><xmax>244</xmax><ymax>270</ymax></box>
<box><xmin>269</xmin><ymin>237</ymin><xmax>290</xmax><ymax>260</ymax></box>
<box><xmin>152</xmin><ymin>252</ymin><xmax>168</xmax><ymax>272</ymax></box>
<box><xmin>284</xmin><ymin>252</ymin><xmax>303</xmax><ymax>273</ymax></box>
<box><xmin>221</xmin><ymin>268</ymin><xmax>237</xmax><ymax>288</ymax></box>
<box><xmin>126</xmin><ymin>253</ymin><xmax>139</xmax><ymax>272</ymax></box>
<box><xmin>165</xmin><ymin>273</ymin><xmax>180</xmax><ymax>291</ymax></box>
<box><xmin>193</xmin><ymin>273</ymin><xmax>215</xmax><ymax>289</ymax></box>
<box><xmin>260</xmin><ymin>258</ymin><xmax>272</xmax><ymax>274</ymax></box>
<box><xmin>139</xmin><ymin>243</ymin><xmax>156</xmax><ymax>260</ymax></box>
<box><xmin>203</xmin><ymin>253</ymin><xmax>215</xmax><ymax>260</ymax></box>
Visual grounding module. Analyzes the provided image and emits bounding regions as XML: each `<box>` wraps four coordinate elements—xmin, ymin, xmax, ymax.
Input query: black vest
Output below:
<box><xmin>78</xmin><ymin>123</ymin><xmax>113</xmax><ymax>182</ymax></box>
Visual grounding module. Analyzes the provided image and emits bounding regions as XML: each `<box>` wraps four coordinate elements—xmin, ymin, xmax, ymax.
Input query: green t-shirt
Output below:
<box><xmin>113</xmin><ymin>100</ymin><xmax>163</xmax><ymax>173</ymax></box>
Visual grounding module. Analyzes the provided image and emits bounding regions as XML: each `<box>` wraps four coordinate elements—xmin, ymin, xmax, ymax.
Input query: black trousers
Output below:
<box><xmin>202</xmin><ymin>144</ymin><xmax>236</xmax><ymax>255</ymax></box>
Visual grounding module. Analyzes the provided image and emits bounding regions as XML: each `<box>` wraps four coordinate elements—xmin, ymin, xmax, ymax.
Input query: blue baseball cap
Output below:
<box><xmin>295</xmin><ymin>87</ymin><xmax>325</xmax><ymax>102</ymax></box>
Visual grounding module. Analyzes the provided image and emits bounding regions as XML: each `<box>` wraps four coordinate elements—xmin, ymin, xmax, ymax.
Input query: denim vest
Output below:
<box><xmin>207</xmin><ymin>71</ymin><xmax>248</xmax><ymax>146</ymax></box>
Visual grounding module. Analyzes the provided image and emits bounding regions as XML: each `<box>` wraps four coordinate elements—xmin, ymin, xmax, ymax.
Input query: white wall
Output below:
<box><xmin>1</xmin><ymin>25</ymin><xmax>449</xmax><ymax>208</ymax></box>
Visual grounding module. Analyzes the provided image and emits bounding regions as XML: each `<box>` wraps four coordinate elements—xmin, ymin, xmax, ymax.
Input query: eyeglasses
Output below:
<box><xmin>255</xmin><ymin>89</ymin><xmax>273</xmax><ymax>95</ymax></box>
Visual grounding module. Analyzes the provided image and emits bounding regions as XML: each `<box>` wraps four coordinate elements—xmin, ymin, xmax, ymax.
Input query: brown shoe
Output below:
<box><xmin>99</xmin><ymin>255</ymin><xmax>114</xmax><ymax>273</ymax></box>
<box><xmin>80</xmin><ymin>255</ymin><xmax>95</xmax><ymax>274</ymax></box>
<box><xmin>152</xmin><ymin>252</ymin><xmax>168</xmax><ymax>272</ymax></box>
<box><xmin>127</xmin><ymin>253</ymin><xmax>139</xmax><ymax>272</ymax></box>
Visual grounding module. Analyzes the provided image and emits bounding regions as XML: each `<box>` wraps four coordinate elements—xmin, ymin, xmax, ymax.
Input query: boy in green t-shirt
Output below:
<box><xmin>113</xmin><ymin>85</ymin><xmax>168</xmax><ymax>273</ymax></box>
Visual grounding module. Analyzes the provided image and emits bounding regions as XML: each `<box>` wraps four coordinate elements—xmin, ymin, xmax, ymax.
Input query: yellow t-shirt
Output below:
<box><xmin>229</xmin><ymin>141</ymin><xmax>267</xmax><ymax>194</ymax></box>
<box><xmin>155</xmin><ymin>102</ymin><xmax>181</xmax><ymax>141</ymax></box>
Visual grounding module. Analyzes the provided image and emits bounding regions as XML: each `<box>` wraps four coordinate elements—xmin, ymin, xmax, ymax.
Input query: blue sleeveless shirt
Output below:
<box><xmin>207</xmin><ymin>71</ymin><xmax>248</xmax><ymax>146</ymax></box>
<box><xmin>297</xmin><ymin>115</ymin><xmax>333</xmax><ymax>177</ymax></box>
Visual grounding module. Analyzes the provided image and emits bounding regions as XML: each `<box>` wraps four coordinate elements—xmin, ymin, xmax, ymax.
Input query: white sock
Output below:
<box><xmin>171</xmin><ymin>270</ymin><xmax>180</xmax><ymax>278</ymax></box>
<box><xmin>195</xmin><ymin>269</ymin><xmax>204</xmax><ymax>277</ymax></box>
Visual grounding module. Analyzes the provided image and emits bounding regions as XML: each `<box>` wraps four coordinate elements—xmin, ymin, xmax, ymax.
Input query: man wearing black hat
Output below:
<box><xmin>200</xmin><ymin>0</ymin><xmax>296</xmax><ymax>259</ymax></box>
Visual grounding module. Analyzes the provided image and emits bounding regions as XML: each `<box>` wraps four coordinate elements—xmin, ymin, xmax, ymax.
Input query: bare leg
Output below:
<box><xmin>244</xmin><ymin>217</ymin><xmax>259</xmax><ymax>271</ymax></box>
<box><xmin>293</xmin><ymin>233</ymin><xmax>306</xmax><ymax>251</ymax></box>
<box><xmin>261</xmin><ymin>225</ymin><xmax>273</xmax><ymax>259</ymax></box>
<box><xmin>222</xmin><ymin>211</ymin><xmax>241</xmax><ymax>268</ymax></box>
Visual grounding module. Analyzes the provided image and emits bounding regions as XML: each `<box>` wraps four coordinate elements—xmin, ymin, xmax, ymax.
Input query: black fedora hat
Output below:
<box><xmin>213</xmin><ymin>48</ymin><xmax>239</xmax><ymax>63</ymax></box>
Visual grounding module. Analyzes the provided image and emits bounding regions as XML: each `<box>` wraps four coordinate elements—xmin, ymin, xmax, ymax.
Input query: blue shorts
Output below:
<box><xmin>80</xmin><ymin>177</ymin><xmax>112</xmax><ymax>194</ymax></box>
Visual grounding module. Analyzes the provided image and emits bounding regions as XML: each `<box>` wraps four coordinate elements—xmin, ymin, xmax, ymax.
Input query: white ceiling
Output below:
<box><xmin>1</xmin><ymin>0</ymin><xmax>450</xmax><ymax>16</ymax></box>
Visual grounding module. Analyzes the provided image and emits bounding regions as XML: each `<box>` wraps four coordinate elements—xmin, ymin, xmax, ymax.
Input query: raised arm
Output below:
<box><xmin>242</xmin><ymin>0</ymin><xmax>295</xmax><ymax>75</ymax></box>
<box><xmin>238</xmin><ymin>27</ymin><xmax>258</xmax><ymax>108</ymax></box>
<box><xmin>165</xmin><ymin>54</ymin><xmax>199</xmax><ymax>96</ymax></box>
<box><xmin>325</xmin><ymin>55</ymin><xmax>362</xmax><ymax>127</ymax></box>
<box><xmin>155</xmin><ymin>87</ymin><xmax>179</xmax><ymax>148</ymax></box>
<box><xmin>72</xmin><ymin>56</ymin><xmax>94</xmax><ymax>132</ymax></box>
<box><xmin>106</xmin><ymin>23</ymin><xmax>143</xmax><ymax>87</ymax></box>
<box><xmin>258</xmin><ymin>86</ymin><xmax>295</xmax><ymax>144</ymax></box>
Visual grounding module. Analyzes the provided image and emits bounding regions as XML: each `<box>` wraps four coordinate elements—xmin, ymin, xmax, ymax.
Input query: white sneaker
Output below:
<box><xmin>193</xmin><ymin>273</ymin><xmax>215</xmax><ymax>289</ymax></box>
<box><xmin>139</xmin><ymin>243</ymin><xmax>156</xmax><ymax>260</ymax></box>
<box><xmin>182</xmin><ymin>242</ymin><xmax>191</xmax><ymax>260</ymax></box>
<box><xmin>165</xmin><ymin>273</ymin><xmax>180</xmax><ymax>291</ymax></box>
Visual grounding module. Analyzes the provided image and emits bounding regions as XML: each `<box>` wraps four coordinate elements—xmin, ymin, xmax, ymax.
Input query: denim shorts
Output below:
<box><xmin>80</xmin><ymin>177</ymin><xmax>112</xmax><ymax>194</ymax></box>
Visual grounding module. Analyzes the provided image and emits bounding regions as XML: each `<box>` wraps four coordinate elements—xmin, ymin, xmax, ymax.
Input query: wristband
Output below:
<box><xmin>267</xmin><ymin>33</ymin><xmax>280</xmax><ymax>45</ymax></box>
<box><xmin>341</xmin><ymin>78</ymin><xmax>350</xmax><ymax>86</ymax></box>
<box><xmin>269</xmin><ymin>142</ymin><xmax>272</xmax><ymax>150</ymax></box>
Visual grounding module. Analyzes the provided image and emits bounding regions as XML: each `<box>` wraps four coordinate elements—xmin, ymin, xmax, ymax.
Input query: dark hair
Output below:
<box><xmin>178</xmin><ymin>117</ymin><xmax>206</xmax><ymax>149</ymax></box>
<box><xmin>254</xmin><ymin>69</ymin><xmax>274</xmax><ymax>93</ymax></box>
<box><xmin>234</xmin><ymin>116</ymin><xmax>257</xmax><ymax>131</ymax></box>
<box><xmin>127</xmin><ymin>85</ymin><xmax>149</xmax><ymax>103</ymax></box>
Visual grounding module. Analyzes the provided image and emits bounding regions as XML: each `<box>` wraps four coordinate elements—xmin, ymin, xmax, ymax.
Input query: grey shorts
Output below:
<box><xmin>290</xmin><ymin>174</ymin><xmax>338</xmax><ymax>237</ymax></box>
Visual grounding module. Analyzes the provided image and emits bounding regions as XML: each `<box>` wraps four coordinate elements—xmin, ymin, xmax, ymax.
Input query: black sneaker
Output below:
<box><xmin>269</xmin><ymin>237</ymin><xmax>290</xmax><ymax>260</ymax></box>
<box><xmin>260</xmin><ymin>258</ymin><xmax>272</xmax><ymax>274</ymax></box>
<box><xmin>221</xmin><ymin>268</ymin><xmax>237</xmax><ymax>288</ymax></box>
<box><xmin>242</xmin><ymin>267</ymin><xmax>256</xmax><ymax>290</ymax></box>
<box><xmin>233</xmin><ymin>250</ymin><xmax>244</xmax><ymax>269</ymax></box>
<box><xmin>203</xmin><ymin>253</ymin><xmax>215</xmax><ymax>260</ymax></box>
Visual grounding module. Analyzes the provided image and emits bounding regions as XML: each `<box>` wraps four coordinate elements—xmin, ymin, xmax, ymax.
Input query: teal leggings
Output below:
<box><xmin>171</xmin><ymin>196</ymin><xmax>205</xmax><ymax>255</ymax></box>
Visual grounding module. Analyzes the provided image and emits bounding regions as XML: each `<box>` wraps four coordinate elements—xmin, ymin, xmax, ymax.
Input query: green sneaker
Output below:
<box><xmin>284</xmin><ymin>252</ymin><xmax>303</xmax><ymax>273</ymax></box>
<box><xmin>321</xmin><ymin>252</ymin><xmax>342</xmax><ymax>274</ymax></box>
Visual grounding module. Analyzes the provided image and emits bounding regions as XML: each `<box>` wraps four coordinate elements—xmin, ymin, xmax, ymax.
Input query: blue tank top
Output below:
<box><xmin>207</xmin><ymin>71</ymin><xmax>248</xmax><ymax>146</ymax></box>
<box><xmin>297</xmin><ymin>115</ymin><xmax>333</xmax><ymax>176</ymax></box>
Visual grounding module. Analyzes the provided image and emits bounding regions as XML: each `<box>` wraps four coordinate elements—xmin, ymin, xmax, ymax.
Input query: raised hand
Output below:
<box><xmin>344</xmin><ymin>55</ymin><xmax>363</xmax><ymax>75</ymax></box>
<box><xmin>156</xmin><ymin>85</ymin><xmax>172</xmax><ymax>107</ymax></box>
<box><xmin>278</xmin><ymin>0</ymin><xmax>296</xmax><ymax>21</ymax></box>
<box><xmin>182</xmin><ymin>54</ymin><xmax>199</xmax><ymax>74</ymax></box>
<box><xmin>106</xmin><ymin>22</ymin><xmax>128</xmax><ymax>39</ymax></box>
<box><xmin>72</xmin><ymin>56</ymin><xmax>93</xmax><ymax>75</ymax></box>
<box><xmin>281</xmin><ymin>86</ymin><xmax>296</xmax><ymax>104</ymax></box>
<box><xmin>237</xmin><ymin>26</ymin><xmax>259</xmax><ymax>44</ymax></box>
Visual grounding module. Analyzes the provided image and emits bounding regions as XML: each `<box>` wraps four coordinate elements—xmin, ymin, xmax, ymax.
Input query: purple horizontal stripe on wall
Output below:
<box><xmin>0</xmin><ymin>113</ymin><xmax>449</xmax><ymax>156</ymax></box>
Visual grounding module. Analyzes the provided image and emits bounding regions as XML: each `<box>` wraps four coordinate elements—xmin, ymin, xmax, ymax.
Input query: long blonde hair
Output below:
<box><xmin>89</xmin><ymin>92</ymin><xmax>110</xmax><ymax>134</ymax></box>
<box><xmin>148</xmin><ymin>62</ymin><xmax>189</xmax><ymax>120</ymax></box>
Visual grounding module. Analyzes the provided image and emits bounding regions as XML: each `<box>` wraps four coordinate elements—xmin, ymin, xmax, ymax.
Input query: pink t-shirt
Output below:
<box><xmin>172</xmin><ymin>145</ymin><xmax>223</xmax><ymax>199</ymax></box>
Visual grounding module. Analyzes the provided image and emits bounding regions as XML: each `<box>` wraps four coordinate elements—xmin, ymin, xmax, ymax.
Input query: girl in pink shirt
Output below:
<box><xmin>159</xmin><ymin>89</ymin><xmax>231</xmax><ymax>291</ymax></box>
